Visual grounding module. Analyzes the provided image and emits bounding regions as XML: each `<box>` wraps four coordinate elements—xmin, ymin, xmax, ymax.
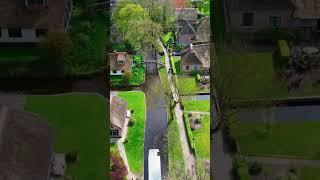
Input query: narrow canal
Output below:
<box><xmin>140</xmin><ymin>74</ymin><xmax>168</xmax><ymax>180</ymax></box>
<box><xmin>237</xmin><ymin>105</ymin><xmax>320</xmax><ymax>122</ymax></box>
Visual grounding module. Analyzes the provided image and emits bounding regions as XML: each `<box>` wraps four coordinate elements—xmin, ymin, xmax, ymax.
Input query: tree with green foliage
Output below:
<box><xmin>125</xmin><ymin>19</ymin><xmax>162</xmax><ymax>52</ymax></box>
<box><xmin>197</xmin><ymin>0</ymin><xmax>210</xmax><ymax>16</ymax></box>
<box><xmin>133</xmin><ymin>0</ymin><xmax>174</xmax><ymax>31</ymax></box>
<box><xmin>39</xmin><ymin>32</ymin><xmax>73</xmax><ymax>74</ymax></box>
<box><xmin>113</xmin><ymin>3</ymin><xmax>146</xmax><ymax>34</ymax></box>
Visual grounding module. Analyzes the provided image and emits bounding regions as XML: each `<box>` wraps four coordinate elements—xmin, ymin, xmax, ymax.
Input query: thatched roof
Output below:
<box><xmin>0</xmin><ymin>0</ymin><xmax>68</xmax><ymax>30</ymax></box>
<box><xmin>181</xmin><ymin>43</ymin><xmax>210</xmax><ymax>68</ymax></box>
<box><xmin>110</xmin><ymin>96</ymin><xmax>127</xmax><ymax>130</ymax></box>
<box><xmin>196</xmin><ymin>17</ymin><xmax>210</xmax><ymax>43</ymax></box>
<box><xmin>110</xmin><ymin>52</ymin><xmax>132</xmax><ymax>72</ymax></box>
<box><xmin>0</xmin><ymin>104</ymin><xmax>53</xmax><ymax>180</ymax></box>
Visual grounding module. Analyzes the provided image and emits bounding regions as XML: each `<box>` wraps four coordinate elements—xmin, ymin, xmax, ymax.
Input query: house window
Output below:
<box><xmin>110</xmin><ymin>130</ymin><xmax>119</xmax><ymax>137</ymax></box>
<box><xmin>112</xmin><ymin>70</ymin><xmax>117</xmax><ymax>74</ymax></box>
<box><xmin>270</xmin><ymin>16</ymin><xmax>281</xmax><ymax>28</ymax></box>
<box><xmin>121</xmin><ymin>70</ymin><xmax>125</xmax><ymax>74</ymax></box>
<box><xmin>8</xmin><ymin>28</ymin><xmax>22</xmax><ymax>38</ymax></box>
<box><xmin>35</xmin><ymin>29</ymin><xmax>48</xmax><ymax>38</ymax></box>
<box><xmin>186</xmin><ymin>66</ymin><xmax>190</xmax><ymax>70</ymax></box>
<box><xmin>242</xmin><ymin>12</ymin><xmax>254</xmax><ymax>26</ymax></box>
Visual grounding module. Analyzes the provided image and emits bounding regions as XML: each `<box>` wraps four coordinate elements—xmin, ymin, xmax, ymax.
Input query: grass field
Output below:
<box><xmin>299</xmin><ymin>166</ymin><xmax>320</xmax><ymax>180</ymax></box>
<box><xmin>168</xmin><ymin>113</ymin><xmax>185</xmax><ymax>177</ymax></box>
<box><xmin>25</xmin><ymin>93</ymin><xmax>107</xmax><ymax>180</ymax></box>
<box><xmin>118</xmin><ymin>91</ymin><xmax>146</xmax><ymax>175</ymax></box>
<box><xmin>182</xmin><ymin>99</ymin><xmax>210</xmax><ymax>112</ymax></box>
<box><xmin>176</xmin><ymin>76</ymin><xmax>209</xmax><ymax>94</ymax></box>
<box><xmin>192</xmin><ymin>114</ymin><xmax>210</xmax><ymax>159</ymax></box>
<box><xmin>218</xmin><ymin>51</ymin><xmax>320</xmax><ymax>99</ymax></box>
<box><xmin>232</xmin><ymin>121</ymin><xmax>320</xmax><ymax>159</ymax></box>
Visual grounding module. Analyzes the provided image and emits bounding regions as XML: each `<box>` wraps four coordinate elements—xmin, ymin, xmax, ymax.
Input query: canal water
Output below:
<box><xmin>237</xmin><ymin>105</ymin><xmax>320</xmax><ymax>122</ymax></box>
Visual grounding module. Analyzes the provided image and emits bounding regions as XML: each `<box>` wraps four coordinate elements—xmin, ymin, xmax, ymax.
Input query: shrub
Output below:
<box><xmin>254</xmin><ymin>28</ymin><xmax>296</xmax><ymax>44</ymax></box>
<box><xmin>183</xmin><ymin>112</ymin><xmax>196</xmax><ymax>154</ymax></box>
<box><xmin>233</xmin><ymin>156</ymin><xmax>250</xmax><ymax>180</ymax></box>
<box><xmin>249</xmin><ymin>161</ymin><xmax>262</xmax><ymax>175</ymax></box>
<box><xmin>128</xmin><ymin>118</ymin><xmax>134</xmax><ymax>127</ymax></box>
<box><xmin>170</xmin><ymin>58</ymin><xmax>177</xmax><ymax>74</ymax></box>
<box><xmin>65</xmin><ymin>151</ymin><xmax>78</xmax><ymax>163</ymax></box>
<box><xmin>273</xmin><ymin>40</ymin><xmax>290</xmax><ymax>72</ymax></box>
<box><xmin>196</xmin><ymin>74</ymin><xmax>201</xmax><ymax>82</ymax></box>
<box><xmin>110</xmin><ymin>153</ymin><xmax>128</xmax><ymax>179</ymax></box>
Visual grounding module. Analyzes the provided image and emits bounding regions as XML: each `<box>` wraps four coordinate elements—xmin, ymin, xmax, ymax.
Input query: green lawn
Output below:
<box><xmin>168</xmin><ymin>114</ymin><xmax>185</xmax><ymax>177</ymax></box>
<box><xmin>193</xmin><ymin>115</ymin><xmax>210</xmax><ymax>159</ymax></box>
<box><xmin>176</xmin><ymin>76</ymin><xmax>208</xmax><ymax>94</ymax></box>
<box><xmin>25</xmin><ymin>93</ymin><xmax>107</xmax><ymax>180</ymax></box>
<box><xmin>299</xmin><ymin>166</ymin><xmax>320</xmax><ymax>180</ymax></box>
<box><xmin>231</xmin><ymin>121</ymin><xmax>320</xmax><ymax>159</ymax></box>
<box><xmin>182</xmin><ymin>99</ymin><xmax>210</xmax><ymax>112</ymax></box>
<box><xmin>218</xmin><ymin>51</ymin><xmax>320</xmax><ymax>99</ymax></box>
<box><xmin>171</xmin><ymin>56</ymin><xmax>181</xmax><ymax>74</ymax></box>
<box><xmin>117</xmin><ymin>91</ymin><xmax>146</xmax><ymax>175</ymax></box>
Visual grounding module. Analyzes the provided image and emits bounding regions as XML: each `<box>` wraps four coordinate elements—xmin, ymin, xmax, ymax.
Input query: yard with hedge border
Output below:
<box><xmin>117</xmin><ymin>91</ymin><xmax>146</xmax><ymax>175</ymax></box>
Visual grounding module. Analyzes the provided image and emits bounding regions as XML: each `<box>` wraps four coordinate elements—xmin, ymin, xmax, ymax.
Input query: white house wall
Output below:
<box><xmin>0</xmin><ymin>29</ymin><xmax>40</xmax><ymax>43</ymax></box>
<box><xmin>110</xmin><ymin>70</ymin><xmax>123</xmax><ymax>75</ymax></box>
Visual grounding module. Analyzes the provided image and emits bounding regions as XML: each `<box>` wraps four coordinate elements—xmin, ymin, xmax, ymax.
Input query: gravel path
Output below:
<box><xmin>0</xmin><ymin>92</ymin><xmax>26</xmax><ymax>110</ymax></box>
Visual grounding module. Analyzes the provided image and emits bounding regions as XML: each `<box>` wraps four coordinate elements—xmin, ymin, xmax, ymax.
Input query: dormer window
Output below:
<box><xmin>117</xmin><ymin>54</ymin><xmax>125</xmax><ymax>65</ymax></box>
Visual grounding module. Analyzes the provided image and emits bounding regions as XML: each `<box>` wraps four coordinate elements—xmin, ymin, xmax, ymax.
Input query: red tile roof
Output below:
<box><xmin>173</xmin><ymin>0</ymin><xmax>185</xmax><ymax>8</ymax></box>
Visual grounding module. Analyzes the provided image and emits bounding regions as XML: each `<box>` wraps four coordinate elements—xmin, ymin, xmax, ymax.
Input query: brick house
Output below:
<box><xmin>0</xmin><ymin>0</ymin><xmax>72</xmax><ymax>43</ymax></box>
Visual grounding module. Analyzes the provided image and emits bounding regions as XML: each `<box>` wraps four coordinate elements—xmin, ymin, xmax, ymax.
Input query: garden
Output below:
<box><xmin>25</xmin><ymin>93</ymin><xmax>107</xmax><ymax>180</ymax></box>
<box><xmin>117</xmin><ymin>91</ymin><xmax>146</xmax><ymax>175</ymax></box>
<box><xmin>217</xmin><ymin>50</ymin><xmax>320</xmax><ymax>99</ymax></box>
<box><xmin>110</xmin><ymin>55</ymin><xmax>145</xmax><ymax>86</ymax></box>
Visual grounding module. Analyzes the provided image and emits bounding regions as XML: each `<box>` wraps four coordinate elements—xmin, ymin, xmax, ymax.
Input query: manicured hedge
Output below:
<box><xmin>183</xmin><ymin>112</ymin><xmax>196</xmax><ymax>154</ymax></box>
<box><xmin>170</xmin><ymin>58</ymin><xmax>177</xmax><ymax>74</ymax></box>
<box><xmin>273</xmin><ymin>40</ymin><xmax>290</xmax><ymax>72</ymax></box>
<box><xmin>196</xmin><ymin>74</ymin><xmax>201</xmax><ymax>82</ymax></box>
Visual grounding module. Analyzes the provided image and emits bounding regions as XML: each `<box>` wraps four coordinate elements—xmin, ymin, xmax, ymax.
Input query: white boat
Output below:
<box><xmin>148</xmin><ymin>149</ymin><xmax>162</xmax><ymax>180</ymax></box>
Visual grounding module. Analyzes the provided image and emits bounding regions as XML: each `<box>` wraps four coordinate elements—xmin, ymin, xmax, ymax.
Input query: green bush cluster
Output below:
<box><xmin>254</xmin><ymin>28</ymin><xmax>296</xmax><ymax>44</ymax></box>
<box><xmin>273</xmin><ymin>40</ymin><xmax>290</xmax><ymax>72</ymax></box>
<box><xmin>196</xmin><ymin>74</ymin><xmax>201</xmax><ymax>82</ymax></box>
<box><xmin>233</xmin><ymin>156</ymin><xmax>250</xmax><ymax>180</ymax></box>
<box><xmin>183</xmin><ymin>112</ymin><xmax>196</xmax><ymax>154</ymax></box>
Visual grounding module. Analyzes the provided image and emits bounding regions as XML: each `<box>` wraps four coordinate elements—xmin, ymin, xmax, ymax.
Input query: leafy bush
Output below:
<box><xmin>66</xmin><ymin>151</ymin><xmax>78</xmax><ymax>163</ymax></box>
<box><xmin>170</xmin><ymin>58</ymin><xmax>177</xmax><ymax>74</ymax></box>
<box><xmin>254</xmin><ymin>28</ymin><xmax>296</xmax><ymax>44</ymax></box>
<box><xmin>233</xmin><ymin>156</ymin><xmax>250</xmax><ymax>180</ymax></box>
<box><xmin>273</xmin><ymin>40</ymin><xmax>290</xmax><ymax>72</ymax></box>
<box><xmin>249</xmin><ymin>161</ymin><xmax>262</xmax><ymax>175</ymax></box>
<box><xmin>110</xmin><ymin>153</ymin><xmax>128</xmax><ymax>179</ymax></box>
<box><xmin>112</xmin><ymin>41</ymin><xmax>135</xmax><ymax>52</ymax></box>
<box><xmin>196</xmin><ymin>74</ymin><xmax>201</xmax><ymax>82</ymax></box>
